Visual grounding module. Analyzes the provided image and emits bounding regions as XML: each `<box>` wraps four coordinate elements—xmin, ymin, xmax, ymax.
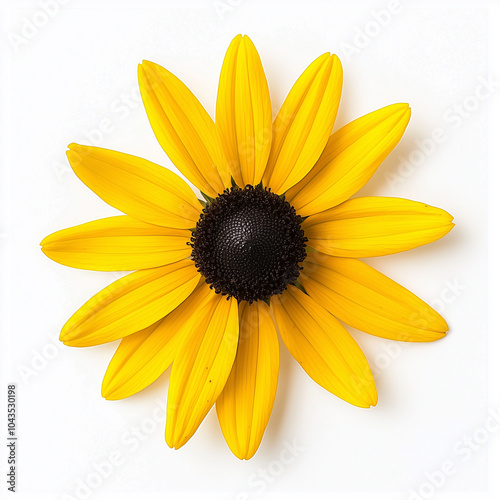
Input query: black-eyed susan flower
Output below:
<box><xmin>41</xmin><ymin>35</ymin><xmax>454</xmax><ymax>459</ymax></box>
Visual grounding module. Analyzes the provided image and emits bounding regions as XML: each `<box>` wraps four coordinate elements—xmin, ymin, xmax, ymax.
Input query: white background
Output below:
<box><xmin>1</xmin><ymin>0</ymin><xmax>499</xmax><ymax>499</ymax></box>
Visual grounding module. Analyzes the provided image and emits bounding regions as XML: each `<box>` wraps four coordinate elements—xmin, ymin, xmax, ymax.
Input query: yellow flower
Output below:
<box><xmin>41</xmin><ymin>35</ymin><xmax>454</xmax><ymax>459</ymax></box>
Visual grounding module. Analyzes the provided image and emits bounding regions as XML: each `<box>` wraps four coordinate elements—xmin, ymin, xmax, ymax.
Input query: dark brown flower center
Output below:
<box><xmin>190</xmin><ymin>185</ymin><xmax>307</xmax><ymax>303</ymax></box>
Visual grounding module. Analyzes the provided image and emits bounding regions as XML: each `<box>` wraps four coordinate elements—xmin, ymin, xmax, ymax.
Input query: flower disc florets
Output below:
<box><xmin>190</xmin><ymin>185</ymin><xmax>307</xmax><ymax>303</ymax></box>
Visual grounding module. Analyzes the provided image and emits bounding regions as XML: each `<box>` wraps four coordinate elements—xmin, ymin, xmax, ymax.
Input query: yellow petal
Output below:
<box><xmin>300</xmin><ymin>254</ymin><xmax>448</xmax><ymax>341</ymax></box>
<box><xmin>66</xmin><ymin>144</ymin><xmax>201</xmax><ymax>229</ymax></box>
<box><xmin>41</xmin><ymin>216</ymin><xmax>191</xmax><ymax>271</ymax></box>
<box><xmin>101</xmin><ymin>322</ymin><xmax>162</xmax><ymax>397</ymax></box>
<box><xmin>287</xmin><ymin>103</ymin><xmax>411</xmax><ymax>215</ymax></box>
<box><xmin>60</xmin><ymin>259</ymin><xmax>200</xmax><ymax>347</ymax></box>
<box><xmin>271</xmin><ymin>286</ymin><xmax>377</xmax><ymax>408</ymax></box>
<box><xmin>216</xmin><ymin>35</ymin><xmax>272</xmax><ymax>187</ymax></box>
<box><xmin>263</xmin><ymin>53</ymin><xmax>342</xmax><ymax>194</ymax></box>
<box><xmin>102</xmin><ymin>283</ymin><xmax>215</xmax><ymax>400</ymax></box>
<box><xmin>216</xmin><ymin>301</ymin><xmax>279</xmax><ymax>460</ymax></box>
<box><xmin>138</xmin><ymin>60</ymin><xmax>230</xmax><ymax>198</ymax></box>
<box><xmin>302</xmin><ymin>197</ymin><xmax>454</xmax><ymax>257</ymax></box>
<box><xmin>166</xmin><ymin>294</ymin><xmax>239</xmax><ymax>449</ymax></box>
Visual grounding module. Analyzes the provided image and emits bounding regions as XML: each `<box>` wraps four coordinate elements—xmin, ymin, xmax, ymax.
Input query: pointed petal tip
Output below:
<box><xmin>442</xmin><ymin>316</ymin><xmax>450</xmax><ymax>333</ymax></box>
<box><xmin>60</xmin><ymin>321</ymin><xmax>78</xmax><ymax>344</ymax></box>
<box><xmin>384</xmin><ymin>102</ymin><xmax>410</xmax><ymax>118</ymax></box>
<box><xmin>431</xmin><ymin>330</ymin><xmax>448</xmax><ymax>341</ymax></box>
<box><xmin>138</xmin><ymin>60</ymin><xmax>161</xmax><ymax>78</ymax></box>
<box><xmin>224</xmin><ymin>440</ymin><xmax>253</xmax><ymax>460</ymax></box>
<box><xmin>350</xmin><ymin>398</ymin><xmax>374</xmax><ymax>409</ymax></box>
<box><xmin>39</xmin><ymin>234</ymin><xmax>58</xmax><ymax>250</ymax></box>
<box><xmin>66</xmin><ymin>144</ymin><xmax>88</xmax><ymax>164</ymax></box>
<box><xmin>165</xmin><ymin>434</ymin><xmax>174</xmax><ymax>449</ymax></box>
<box><xmin>388</xmin><ymin>102</ymin><xmax>409</xmax><ymax>110</ymax></box>
<box><xmin>331</xmin><ymin>53</ymin><xmax>342</xmax><ymax>66</ymax></box>
<box><xmin>433</xmin><ymin>221</ymin><xmax>455</xmax><ymax>242</ymax></box>
<box><xmin>234</xmin><ymin>449</ymin><xmax>254</xmax><ymax>461</ymax></box>
<box><xmin>101</xmin><ymin>391</ymin><xmax>121</xmax><ymax>401</ymax></box>
<box><xmin>241</xmin><ymin>34</ymin><xmax>257</xmax><ymax>51</ymax></box>
<box><xmin>165</xmin><ymin>433</ymin><xmax>185</xmax><ymax>451</ymax></box>
<box><xmin>59</xmin><ymin>329</ymin><xmax>69</xmax><ymax>342</ymax></box>
<box><xmin>39</xmin><ymin>244</ymin><xmax>58</xmax><ymax>263</ymax></box>
<box><xmin>312</xmin><ymin>52</ymin><xmax>332</xmax><ymax>67</ymax></box>
<box><xmin>243</xmin><ymin>446</ymin><xmax>259</xmax><ymax>460</ymax></box>
<box><xmin>446</xmin><ymin>221</ymin><xmax>455</xmax><ymax>233</ymax></box>
<box><xmin>226</xmin><ymin>34</ymin><xmax>243</xmax><ymax>51</ymax></box>
<box><xmin>100</xmin><ymin>376</ymin><xmax>113</xmax><ymax>399</ymax></box>
<box><xmin>362</xmin><ymin>384</ymin><xmax>378</xmax><ymax>408</ymax></box>
<box><xmin>402</xmin><ymin>105</ymin><xmax>411</xmax><ymax>121</ymax></box>
<box><xmin>401</xmin><ymin>105</ymin><xmax>411</xmax><ymax>118</ymax></box>
<box><xmin>410</xmin><ymin>329</ymin><xmax>448</xmax><ymax>342</ymax></box>
<box><xmin>355</xmin><ymin>392</ymin><xmax>378</xmax><ymax>409</ymax></box>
